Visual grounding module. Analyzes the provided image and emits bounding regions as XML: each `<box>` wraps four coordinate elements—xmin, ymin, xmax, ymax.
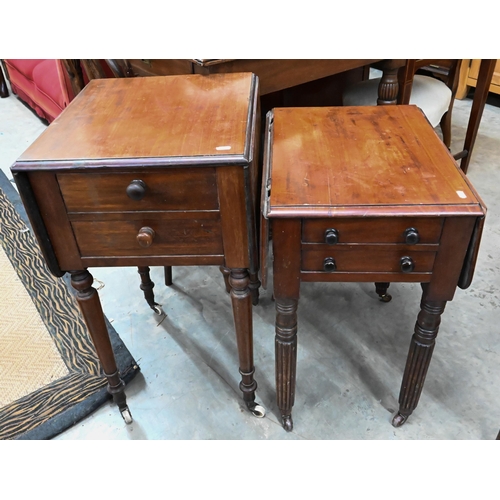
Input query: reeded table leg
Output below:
<box><xmin>137</xmin><ymin>266</ymin><xmax>162</xmax><ymax>314</ymax></box>
<box><xmin>70</xmin><ymin>270</ymin><xmax>132</xmax><ymax>423</ymax></box>
<box><xmin>275</xmin><ymin>298</ymin><xmax>298</xmax><ymax>432</ymax></box>
<box><xmin>229</xmin><ymin>268</ymin><xmax>265</xmax><ymax>418</ymax></box>
<box><xmin>393</xmin><ymin>289</ymin><xmax>447</xmax><ymax>427</ymax></box>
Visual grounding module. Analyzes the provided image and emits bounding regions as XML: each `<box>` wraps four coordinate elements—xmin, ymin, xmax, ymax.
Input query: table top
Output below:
<box><xmin>265</xmin><ymin>105</ymin><xmax>485</xmax><ymax>218</ymax></box>
<box><xmin>128</xmin><ymin>59</ymin><xmax>384</xmax><ymax>95</ymax></box>
<box><xmin>15</xmin><ymin>73</ymin><xmax>258</xmax><ymax>168</ymax></box>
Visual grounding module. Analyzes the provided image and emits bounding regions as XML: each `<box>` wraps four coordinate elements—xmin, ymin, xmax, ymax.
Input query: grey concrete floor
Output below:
<box><xmin>1</xmin><ymin>76</ymin><xmax>499</xmax><ymax>441</ymax></box>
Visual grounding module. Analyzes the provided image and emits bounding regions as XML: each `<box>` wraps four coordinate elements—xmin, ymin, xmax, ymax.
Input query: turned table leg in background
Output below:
<box><xmin>393</xmin><ymin>284</ymin><xmax>447</xmax><ymax>427</ymax></box>
<box><xmin>164</xmin><ymin>266</ymin><xmax>173</xmax><ymax>286</ymax></box>
<box><xmin>70</xmin><ymin>269</ymin><xmax>132</xmax><ymax>423</ymax></box>
<box><xmin>137</xmin><ymin>266</ymin><xmax>162</xmax><ymax>314</ymax></box>
<box><xmin>375</xmin><ymin>59</ymin><xmax>406</xmax><ymax>105</ymax></box>
<box><xmin>229</xmin><ymin>268</ymin><xmax>265</xmax><ymax>418</ymax></box>
<box><xmin>375</xmin><ymin>282</ymin><xmax>392</xmax><ymax>302</ymax></box>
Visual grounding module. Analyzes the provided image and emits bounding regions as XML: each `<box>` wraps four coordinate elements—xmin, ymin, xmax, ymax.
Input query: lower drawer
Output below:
<box><xmin>72</xmin><ymin>218</ymin><xmax>223</xmax><ymax>257</ymax></box>
<box><xmin>301</xmin><ymin>245</ymin><xmax>436</xmax><ymax>273</ymax></box>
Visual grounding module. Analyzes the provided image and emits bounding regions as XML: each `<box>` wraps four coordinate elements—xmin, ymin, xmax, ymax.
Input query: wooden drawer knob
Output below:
<box><xmin>126</xmin><ymin>179</ymin><xmax>147</xmax><ymax>201</ymax></box>
<box><xmin>137</xmin><ymin>227</ymin><xmax>155</xmax><ymax>247</ymax></box>
<box><xmin>323</xmin><ymin>257</ymin><xmax>336</xmax><ymax>272</ymax></box>
<box><xmin>404</xmin><ymin>227</ymin><xmax>419</xmax><ymax>245</ymax></box>
<box><xmin>400</xmin><ymin>256</ymin><xmax>415</xmax><ymax>273</ymax></box>
<box><xmin>325</xmin><ymin>228</ymin><xmax>339</xmax><ymax>245</ymax></box>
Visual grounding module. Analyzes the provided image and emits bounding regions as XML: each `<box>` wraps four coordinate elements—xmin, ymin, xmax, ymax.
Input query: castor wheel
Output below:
<box><xmin>281</xmin><ymin>415</ymin><xmax>293</xmax><ymax>432</ymax></box>
<box><xmin>392</xmin><ymin>412</ymin><xmax>408</xmax><ymax>427</ymax></box>
<box><xmin>246</xmin><ymin>401</ymin><xmax>266</xmax><ymax>418</ymax></box>
<box><xmin>375</xmin><ymin>283</ymin><xmax>391</xmax><ymax>302</ymax></box>
<box><xmin>152</xmin><ymin>304</ymin><xmax>164</xmax><ymax>315</ymax></box>
<box><xmin>120</xmin><ymin>407</ymin><xmax>133</xmax><ymax>424</ymax></box>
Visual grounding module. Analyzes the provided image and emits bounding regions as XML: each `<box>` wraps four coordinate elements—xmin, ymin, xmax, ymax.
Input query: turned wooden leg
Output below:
<box><xmin>219</xmin><ymin>265</ymin><xmax>231</xmax><ymax>293</ymax></box>
<box><xmin>275</xmin><ymin>298</ymin><xmax>298</xmax><ymax>432</ymax></box>
<box><xmin>375</xmin><ymin>282</ymin><xmax>392</xmax><ymax>302</ymax></box>
<box><xmin>377</xmin><ymin>67</ymin><xmax>400</xmax><ymax>105</ymax></box>
<box><xmin>70</xmin><ymin>270</ymin><xmax>132</xmax><ymax>423</ymax></box>
<box><xmin>137</xmin><ymin>266</ymin><xmax>162</xmax><ymax>314</ymax></box>
<box><xmin>164</xmin><ymin>266</ymin><xmax>173</xmax><ymax>286</ymax></box>
<box><xmin>248</xmin><ymin>271</ymin><xmax>261</xmax><ymax>306</ymax></box>
<box><xmin>229</xmin><ymin>268</ymin><xmax>265</xmax><ymax>418</ymax></box>
<box><xmin>393</xmin><ymin>290</ymin><xmax>447</xmax><ymax>427</ymax></box>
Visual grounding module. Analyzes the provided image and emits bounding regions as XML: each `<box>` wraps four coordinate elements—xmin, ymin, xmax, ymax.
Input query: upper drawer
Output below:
<box><xmin>57</xmin><ymin>169</ymin><xmax>219</xmax><ymax>213</ymax></box>
<box><xmin>302</xmin><ymin>217</ymin><xmax>443</xmax><ymax>244</ymax></box>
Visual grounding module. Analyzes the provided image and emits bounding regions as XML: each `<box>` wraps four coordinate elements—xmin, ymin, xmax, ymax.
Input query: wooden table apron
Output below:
<box><xmin>11</xmin><ymin>73</ymin><xmax>265</xmax><ymax>423</ymax></box>
<box><xmin>261</xmin><ymin>105</ymin><xmax>486</xmax><ymax>432</ymax></box>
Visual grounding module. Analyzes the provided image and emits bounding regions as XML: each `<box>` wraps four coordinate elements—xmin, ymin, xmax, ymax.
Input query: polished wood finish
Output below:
<box><xmin>18</xmin><ymin>75</ymin><xmax>252</xmax><ymax>162</ymax></box>
<box><xmin>191</xmin><ymin>59</ymin><xmax>382</xmax><ymax>95</ymax></box>
<box><xmin>125</xmin><ymin>59</ymin><xmax>406</xmax><ymax>105</ymax></box>
<box><xmin>263</xmin><ymin>105</ymin><xmax>486</xmax><ymax>431</ymax></box>
<box><xmin>12</xmin><ymin>73</ymin><xmax>264</xmax><ymax>422</ymax></box>
<box><xmin>70</xmin><ymin>270</ymin><xmax>129</xmax><ymax>417</ymax></box>
<box><xmin>58</xmin><ymin>170</ymin><xmax>219</xmax><ymax>212</ymax></box>
<box><xmin>268</xmin><ymin>106</ymin><xmax>480</xmax><ymax>217</ymax></box>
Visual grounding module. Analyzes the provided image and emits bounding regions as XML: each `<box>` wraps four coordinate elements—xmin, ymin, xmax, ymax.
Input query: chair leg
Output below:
<box><xmin>440</xmin><ymin>110</ymin><xmax>452</xmax><ymax>149</ymax></box>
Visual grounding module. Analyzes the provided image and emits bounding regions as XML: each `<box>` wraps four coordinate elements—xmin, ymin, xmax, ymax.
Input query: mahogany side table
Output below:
<box><xmin>261</xmin><ymin>105</ymin><xmax>486</xmax><ymax>432</ymax></box>
<box><xmin>12</xmin><ymin>73</ymin><xmax>265</xmax><ymax>423</ymax></box>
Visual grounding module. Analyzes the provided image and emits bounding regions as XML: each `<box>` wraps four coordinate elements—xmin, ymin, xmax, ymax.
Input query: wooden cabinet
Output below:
<box><xmin>457</xmin><ymin>59</ymin><xmax>500</xmax><ymax>99</ymax></box>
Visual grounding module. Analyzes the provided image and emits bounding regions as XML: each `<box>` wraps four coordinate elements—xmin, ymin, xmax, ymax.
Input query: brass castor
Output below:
<box><xmin>120</xmin><ymin>407</ymin><xmax>133</xmax><ymax>424</ymax></box>
<box><xmin>246</xmin><ymin>401</ymin><xmax>266</xmax><ymax>418</ymax></box>
<box><xmin>281</xmin><ymin>415</ymin><xmax>293</xmax><ymax>432</ymax></box>
<box><xmin>392</xmin><ymin>412</ymin><xmax>409</xmax><ymax>427</ymax></box>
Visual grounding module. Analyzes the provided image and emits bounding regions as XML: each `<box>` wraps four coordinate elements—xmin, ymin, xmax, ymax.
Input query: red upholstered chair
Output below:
<box><xmin>2</xmin><ymin>59</ymin><xmax>75</xmax><ymax>122</ymax></box>
<box><xmin>2</xmin><ymin>59</ymin><xmax>115</xmax><ymax>123</ymax></box>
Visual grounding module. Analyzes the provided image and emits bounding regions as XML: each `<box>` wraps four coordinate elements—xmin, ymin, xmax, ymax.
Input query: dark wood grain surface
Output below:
<box><xmin>17</xmin><ymin>74</ymin><xmax>254</xmax><ymax>162</ymax></box>
<box><xmin>266</xmin><ymin>106</ymin><xmax>483</xmax><ymax>218</ymax></box>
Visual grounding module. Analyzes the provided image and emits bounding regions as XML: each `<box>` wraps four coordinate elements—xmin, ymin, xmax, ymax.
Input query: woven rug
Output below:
<box><xmin>0</xmin><ymin>171</ymin><xmax>140</xmax><ymax>439</ymax></box>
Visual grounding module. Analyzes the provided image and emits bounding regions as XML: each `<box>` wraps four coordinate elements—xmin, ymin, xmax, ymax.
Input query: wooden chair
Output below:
<box><xmin>343</xmin><ymin>60</ymin><xmax>462</xmax><ymax>149</ymax></box>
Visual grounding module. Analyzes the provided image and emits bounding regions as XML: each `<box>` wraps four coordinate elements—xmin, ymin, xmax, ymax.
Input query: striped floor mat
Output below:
<box><xmin>0</xmin><ymin>173</ymin><xmax>139</xmax><ymax>439</ymax></box>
